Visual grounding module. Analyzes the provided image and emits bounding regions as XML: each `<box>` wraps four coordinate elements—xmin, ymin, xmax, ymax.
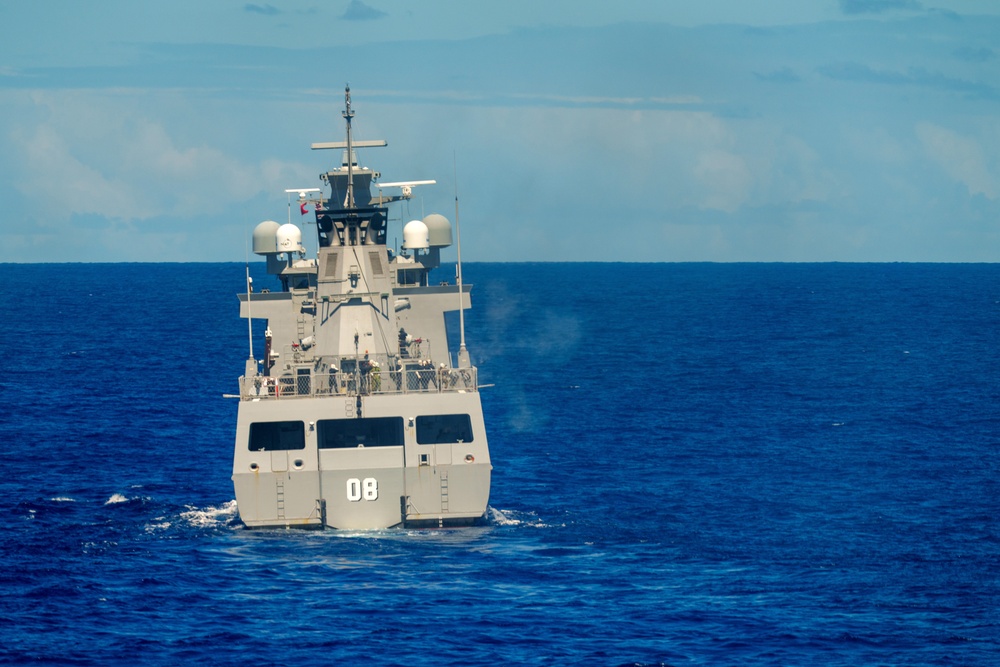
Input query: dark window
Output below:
<box><xmin>249</xmin><ymin>421</ymin><xmax>305</xmax><ymax>451</ymax></box>
<box><xmin>416</xmin><ymin>414</ymin><xmax>474</xmax><ymax>444</ymax></box>
<box><xmin>318</xmin><ymin>417</ymin><xmax>404</xmax><ymax>449</ymax></box>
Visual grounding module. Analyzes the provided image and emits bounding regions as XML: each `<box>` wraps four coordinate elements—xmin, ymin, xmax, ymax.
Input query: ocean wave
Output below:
<box><xmin>180</xmin><ymin>500</ymin><xmax>239</xmax><ymax>528</ymax></box>
<box><xmin>144</xmin><ymin>519</ymin><xmax>173</xmax><ymax>533</ymax></box>
<box><xmin>488</xmin><ymin>507</ymin><xmax>549</xmax><ymax>528</ymax></box>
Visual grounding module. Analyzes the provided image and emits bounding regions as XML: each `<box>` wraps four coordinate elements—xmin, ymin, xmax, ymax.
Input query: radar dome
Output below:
<box><xmin>252</xmin><ymin>220</ymin><xmax>281</xmax><ymax>255</ymax></box>
<box><xmin>276</xmin><ymin>223</ymin><xmax>303</xmax><ymax>253</ymax></box>
<box><xmin>402</xmin><ymin>220</ymin><xmax>430</xmax><ymax>249</ymax></box>
<box><xmin>422</xmin><ymin>213</ymin><xmax>453</xmax><ymax>247</ymax></box>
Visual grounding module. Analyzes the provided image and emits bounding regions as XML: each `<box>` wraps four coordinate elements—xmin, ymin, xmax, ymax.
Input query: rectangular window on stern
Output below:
<box><xmin>248</xmin><ymin>421</ymin><xmax>306</xmax><ymax>451</ymax></box>
<box><xmin>317</xmin><ymin>417</ymin><xmax>404</xmax><ymax>449</ymax></box>
<box><xmin>416</xmin><ymin>414</ymin><xmax>474</xmax><ymax>445</ymax></box>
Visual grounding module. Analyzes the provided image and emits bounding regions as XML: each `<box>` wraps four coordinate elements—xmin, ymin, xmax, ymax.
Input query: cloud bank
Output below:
<box><xmin>1</xmin><ymin>8</ymin><xmax>998</xmax><ymax>262</ymax></box>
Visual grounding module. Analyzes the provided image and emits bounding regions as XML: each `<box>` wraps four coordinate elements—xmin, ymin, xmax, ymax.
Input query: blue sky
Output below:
<box><xmin>1</xmin><ymin>0</ymin><xmax>998</xmax><ymax>262</ymax></box>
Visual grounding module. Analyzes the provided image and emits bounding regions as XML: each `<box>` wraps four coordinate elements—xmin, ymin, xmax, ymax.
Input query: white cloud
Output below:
<box><xmin>7</xmin><ymin>90</ymin><xmax>312</xmax><ymax>223</ymax></box>
<box><xmin>762</xmin><ymin>134</ymin><xmax>841</xmax><ymax>205</ymax></box>
<box><xmin>916</xmin><ymin>122</ymin><xmax>999</xmax><ymax>199</ymax></box>
<box><xmin>693</xmin><ymin>149</ymin><xmax>752</xmax><ymax>212</ymax></box>
<box><xmin>16</xmin><ymin>122</ymin><xmax>145</xmax><ymax>220</ymax></box>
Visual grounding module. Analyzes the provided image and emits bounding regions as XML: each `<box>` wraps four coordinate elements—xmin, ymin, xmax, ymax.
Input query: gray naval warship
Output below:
<box><xmin>232</xmin><ymin>87</ymin><xmax>491</xmax><ymax>529</ymax></box>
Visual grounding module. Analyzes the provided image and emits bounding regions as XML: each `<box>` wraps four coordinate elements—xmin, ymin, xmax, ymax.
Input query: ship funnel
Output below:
<box><xmin>402</xmin><ymin>219</ymin><xmax>430</xmax><ymax>249</ymax></box>
<box><xmin>252</xmin><ymin>220</ymin><xmax>281</xmax><ymax>255</ymax></box>
<box><xmin>276</xmin><ymin>223</ymin><xmax>304</xmax><ymax>254</ymax></box>
<box><xmin>423</xmin><ymin>213</ymin><xmax>453</xmax><ymax>247</ymax></box>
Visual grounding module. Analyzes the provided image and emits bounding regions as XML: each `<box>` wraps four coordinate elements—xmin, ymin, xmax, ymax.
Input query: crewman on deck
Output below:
<box><xmin>359</xmin><ymin>353</ymin><xmax>372</xmax><ymax>394</ymax></box>
<box><xmin>398</xmin><ymin>328</ymin><xmax>410</xmax><ymax>358</ymax></box>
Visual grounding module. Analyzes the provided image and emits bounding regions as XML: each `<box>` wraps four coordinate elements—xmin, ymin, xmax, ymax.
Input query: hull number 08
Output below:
<box><xmin>346</xmin><ymin>477</ymin><xmax>378</xmax><ymax>502</ymax></box>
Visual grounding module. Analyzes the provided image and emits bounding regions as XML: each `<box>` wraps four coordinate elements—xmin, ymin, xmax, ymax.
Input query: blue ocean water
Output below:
<box><xmin>2</xmin><ymin>262</ymin><xmax>998</xmax><ymax>666</ymax></box>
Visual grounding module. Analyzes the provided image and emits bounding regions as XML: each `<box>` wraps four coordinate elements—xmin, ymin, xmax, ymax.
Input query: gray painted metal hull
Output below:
<box><xmin>233</xmin><ymin>393</ymin><xmax>491</xmax><ymax>529</ymax></box>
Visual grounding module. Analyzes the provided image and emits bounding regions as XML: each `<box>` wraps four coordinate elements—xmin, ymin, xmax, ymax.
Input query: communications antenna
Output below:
<box><xmin>454</xmin><ymin>154</ymin><xmax>470</xmax><ymax>368</ymax></box>
<box><xmin>244</xmin><ymin>236</ymin><xmax>256</xmax><ymax>375</ymax></box>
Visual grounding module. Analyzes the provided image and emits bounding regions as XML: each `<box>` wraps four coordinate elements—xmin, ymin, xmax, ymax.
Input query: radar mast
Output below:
<box><xmin>342</xmin><ymin>85</ymin><xmax>356</xmax><ymax>209</ymax></box>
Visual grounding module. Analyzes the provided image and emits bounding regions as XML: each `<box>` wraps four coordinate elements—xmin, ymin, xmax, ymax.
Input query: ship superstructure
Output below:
<box><xmin>232</xmin><ymin>87</ymin><xmax>491</xmax><ymax>529</ymax></box>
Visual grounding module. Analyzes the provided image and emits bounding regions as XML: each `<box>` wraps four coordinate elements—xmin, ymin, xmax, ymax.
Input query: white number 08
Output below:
<box><xmin>346</xmin><ymin>477</ymin><xmax>378</xmax><ymax>502</ymax></box>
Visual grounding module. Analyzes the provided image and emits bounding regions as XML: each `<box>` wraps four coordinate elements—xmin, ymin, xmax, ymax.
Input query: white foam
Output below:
<box><xmin>180</xmin><ymin>500</ymin><xmax>238</xmax><ymax>527</ymax></box>
<box><xmin>144</xmin><ymin>521</ymin><xmax>172</xmax><ymax>533</ymax></box>
<box><xmin>488</xmin><ymin>507</ymin><xmax>548</xmax><ymax>528</ymax></box>
<box><xmin>332</xmin><ymin>529</ymin><xmax>401</xmax><ymax>539</ymax></box>
<box><xmin>105</xmin><ymin>493</ymin><xmax>129</xmax><ymax>505</ymax></box>
<box><xmin>50</xmin><ymin>497</ymin><xmax>76</xmax><ymax>502</ymax></box>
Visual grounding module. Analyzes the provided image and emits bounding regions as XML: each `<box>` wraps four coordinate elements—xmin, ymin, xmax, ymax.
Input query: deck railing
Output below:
<box><xmin>239</xmin><ymin>366</ymin><xmax>477</xmax><ymax>400</ymax></box>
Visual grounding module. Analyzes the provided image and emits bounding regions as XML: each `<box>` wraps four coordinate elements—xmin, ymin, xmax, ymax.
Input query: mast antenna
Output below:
<box><xmin>245</xmin><ymin>235</ymin><xmax>256</xmax><ymax>370</ymax></box>
<box><xmin>454</xmin><ymin>152</ymin><xmax>470</xmax><ymax>368</ymax></box>
<box><xmin>343</xmin><ymin>84</ymin><xmax>355</xmax><ymax>209</ymax></box>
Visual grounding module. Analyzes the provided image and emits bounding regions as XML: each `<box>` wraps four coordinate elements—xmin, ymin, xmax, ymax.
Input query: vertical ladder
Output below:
<box><xmin>276</xmin><ymin>478</ymin><xmax>285</xmax><ymax>520</ymax></box>
<box><xmin>440</xmin><ymin>471</ymin><xmax>449</xmax><ymax>514</ymax></box>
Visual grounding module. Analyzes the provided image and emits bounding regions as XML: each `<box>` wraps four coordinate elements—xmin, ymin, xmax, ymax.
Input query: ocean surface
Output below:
<box><xmin>2</xmin><ymin>262</ymin><xmax>998</xmax><ymax>666</ymax></box>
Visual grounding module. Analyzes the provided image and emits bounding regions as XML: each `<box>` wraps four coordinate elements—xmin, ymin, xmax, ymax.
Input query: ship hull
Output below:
<box><xmin>233</xmin><ymin>392</ymin><xmax>492</xmax><ymax>529</ymax></box>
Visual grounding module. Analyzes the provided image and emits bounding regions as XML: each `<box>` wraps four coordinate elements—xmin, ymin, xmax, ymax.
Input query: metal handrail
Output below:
<box><xmin>239</xmin><ymin>366</ymin><xmax>477</xmax><ymax>400</ymax></box>
<box><xmin>281</xmin><ymin>339</ymin><xmax>430</xmax><ymax>365</ymax></box>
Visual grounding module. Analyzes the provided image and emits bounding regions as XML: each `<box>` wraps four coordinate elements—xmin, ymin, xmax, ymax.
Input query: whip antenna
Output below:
<box><xmin>244</xmin><ymin>234</ymin><xmax>256</xmax><ymax>376</ymax></box>
<box><xmin>343</xmin><ymin>84</ymin><xmax>356</xmax><ymax>209</ymax></box>
<box><xmin>454</xmin><ymin>153</ymin><xmax>470</xmax><ymax>368</ymax></box>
